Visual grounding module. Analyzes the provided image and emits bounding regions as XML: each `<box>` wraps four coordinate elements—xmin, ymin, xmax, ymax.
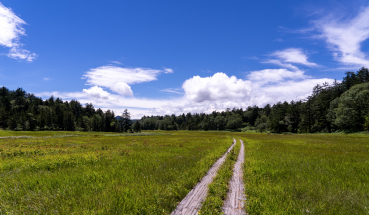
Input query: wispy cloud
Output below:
<box><xmin>160</xmin><ymin>88</ymin><xmax>183</xmax><ymax>94</ymax></box>
<box><xmin>109</xmin><ymin>61</ymin><xmax>123</xmax><ymax>65</ymax></box>
<box><xmin>82</xmin><ymin>65</ymin><xmax>173</xmax><ymax>96</ymax></box>
<box><xmin>262</xmin><ymin>59</ymin><xmax>300</xmax><ymax>71</ymax></box>
<box><xmin>163</xmin><ymin>67</ymin><xmax>174</xmax><ymax>73</ymax></box>
<box><xmin>247</xmin><ymin>69</ymin><xmax>310</xmax><ymax>85</ymax></box>
<box><xmin>270</xmin><ymin>48</ymin><xmax>318</xmax><ymax>67</ymax></box>
<box><xmin>0</xmin><ymin>3</ymin><xmax>36</xmax><ymax>62</ymax></box>
<box><xmin>313</xmin><ymin>6</ymin><xmax>369</xmax><ymax>66</ymax></box>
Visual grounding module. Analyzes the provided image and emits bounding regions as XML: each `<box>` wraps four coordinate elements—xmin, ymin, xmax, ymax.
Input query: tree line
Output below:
<box><xmin>139</xmin><ymin>67</ymin><xmax>369</xmax><ymax>133</ymax></box>
<box><xmin>1</xmin><ymin>67</ymin><xmax>368</xmax><ymax>133</ymax></box>
<box><xmin>0</xmin><ymin>88</ymin><xmax>136</xmax><ymax>132</ymax></box>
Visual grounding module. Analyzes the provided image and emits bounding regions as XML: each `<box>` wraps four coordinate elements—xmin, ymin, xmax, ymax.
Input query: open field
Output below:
<box><xmin>0</xmin><ymin>130</ymin><xmax>233</xmax><ymax>214</ymax></box>
<box><xmin>239</xmin><ymin>133</ymin><xmax>369</xmax><ymax>214</ymax></box>
<box><xmin>1</xmin><ymin>130</ymin><xmax>369</xmax><ymax>214</ymax></box>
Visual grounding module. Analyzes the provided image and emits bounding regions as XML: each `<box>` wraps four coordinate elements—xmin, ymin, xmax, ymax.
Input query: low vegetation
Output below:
<box><xmin>0</xmin><ymin>130</ymin><xmax>233</xmax><ymax>214</ymax></box>
<box><xmin>240</xmin><ymin>133</ymin><xmax>369</xmax><ymax>214</ymax></box>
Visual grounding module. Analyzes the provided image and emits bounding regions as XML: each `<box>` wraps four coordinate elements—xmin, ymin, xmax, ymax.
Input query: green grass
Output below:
<box><xmin>0</xmin><ymin>130</ymin><xmax>233</xmax><ymax>214</ymax></box>
<box><xmin>199</xmin><ymin>140</ymin><xmax>241</xmax><ymax>215</ymax></box>
<box><xmin>239</xmin><ymin>133</ymin><xmax>369</xmax><ymax>214</ymax></box>
<box><xmin>3</xmin><ymin>130</ymin><xmax>369</xmax><ymax>214</ymax></box>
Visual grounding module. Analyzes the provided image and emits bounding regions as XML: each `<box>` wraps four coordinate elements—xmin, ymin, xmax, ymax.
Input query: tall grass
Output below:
<box><xmin>239</xmin><ymin>133</ymin><xmax>369</xmax><ymax>214</ymax></box>
<box><xmin>0</xmin><ymin>131</ymin><xmax>233</xmax><ymax>214</ymax></box>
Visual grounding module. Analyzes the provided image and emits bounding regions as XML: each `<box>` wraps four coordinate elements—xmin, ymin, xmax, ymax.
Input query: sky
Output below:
<box><xmin>1</xmin><ymin>0</ymin><xmax>369</xmax><ymax>118</ymax></box>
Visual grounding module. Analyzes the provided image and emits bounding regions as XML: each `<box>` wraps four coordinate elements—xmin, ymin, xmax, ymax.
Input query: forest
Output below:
<box><xmin>0</xmin><ymin>89</ymin><xmax>133</xmax><ymax>132</ymax></box>
<box><xmin>1</xmin><ymin>67</ymin><xmax>369</xmax><ymax>133</ymax></box>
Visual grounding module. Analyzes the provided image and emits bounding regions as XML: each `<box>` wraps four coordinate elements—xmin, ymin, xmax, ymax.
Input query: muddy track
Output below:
<box><xmin>171</xmin><ymin>138</ymin><xmax>237</xmax><ymax>215</ymax></box>
<box><xmin>222</xmin><ymin>139</ymin><xmax>246</xmax><ymax>215</ymax></box>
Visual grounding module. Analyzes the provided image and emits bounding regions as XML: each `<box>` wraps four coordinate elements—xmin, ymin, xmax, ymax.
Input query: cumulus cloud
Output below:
<box><xmin>313</xmin><ymin>6</ymin><xmax>369</xmax><ymax>66</ymax></box>
<box><xmin>82</xmin><ymin>86</ymin><xmax>110</xmax><ymax>100</ymax></box>
<box><xmin>82</xmin><ymin>65</ymin><xmax>172</xmax><ymax>96</ymax></box>
<box><xmin>109</xmin><ymin>82</ymin><xmax>133</xmax><ymax>96</ymax></box>
<box><xmin>0</xmin><ymin>3</ymin><xmax>36</xmax><ymax>61</ymax></box>
<box><xmin>179</xmin><ymin>70</ymin><xmax>333</xmax><ymax>111</ymax></box>
<box><xmin>37</xmin><ymin>55</ymin><xmax>331</xmax><ymax>118</ymax></box>
<box><xmin>270</xmin><ymin>48</ymin><xmax>318</xmax><ymax>67</ymax></box>
<box><xmin>38</xmin><ymin>69</ymin><xmax>335</xmax><ymax>118</ymax></box>
<box><xmin>182</xmin><ymin>72</ymin><xmax>252</xmax><ymax>103</ymax></box>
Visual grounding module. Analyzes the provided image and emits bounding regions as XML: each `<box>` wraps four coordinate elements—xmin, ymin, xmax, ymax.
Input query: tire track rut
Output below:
<box><xmin>222</xmin><ymin>139</ymin><xmax>246</xmax><ymax>215</ymax></box>
<box><xmin>171</xmin><ymin>138</ymin><xmax>236</xmax><ymax>215</ymax></box>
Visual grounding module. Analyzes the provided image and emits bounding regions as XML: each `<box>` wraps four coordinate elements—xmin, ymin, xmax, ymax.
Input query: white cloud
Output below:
<box><xmin>0</xmin><ymin>3</ymin><xmax>36</xmax><ymax>61</ymax></box>
<box><xmin>163</xmin><ymin>68</ymin><xmax>174</xmax><ymax>73</ymax></box>
<box><xmin>109</xmin><ymin>61</ymin><xmax>122</xmax><ymax>65</ymax></box>
<box><xmin>314</xmin><ymin>6</ymin><xmax>369</xmax><ymax>66</ymax></box>
<box><xmin>82</xmin><ymin>86</ymin><xmax>110</xmax><ymax>100</ymax></box>
<box><xmin>110</xmin><ymin>82</ymin><xmax>133</xmax><ymax>96</ymax></box>
<box><xmin>182</xmin><ymin>72</ymin><xmax>252</xmax><ymax>103</ymax></box>
<box><xmin>250</xmin><ymin>78</ymin><xmax>334</xmax><ymax>107</ymax></box>
<box><xmin>82</xmin><ymin>65</ymin><xmax>171</xmax><ymax>96</ymax></box>
<box><xmin>270</xmin><ymin>48</ymin><xmax>318</xmax><ymax>67</ymax></box>
<box><xmin>43</xmin><ymin>77</ymin><xmax>50</xmax><ymax>81</ymax></box>
<box><xmin>247</xmin><ymin>69</ymin><xmax>310</xmax><ymax>85</ymax></box>
<box><xmin>245</xmin><ymin>68</ymin><xmax>332</xmax><ymax>107</ymax></box>
<box><xmin>160</xmin><ymin>88</ymin><xmax>183</xmax><ymax>94</ymax></box>
<box><xmin>37</xmin><ymin>69</ymin><xmax>335</xmax><ymax>118</ymax></box>
<box><xmin>36</xmin><ymin>89</ymin><xmax>183</xmax><ymax>119</ymax></box>
<box><xmin>262</xmin><ymin>59</ymin><xmax>300</xmax><ymax>71</ymax></box>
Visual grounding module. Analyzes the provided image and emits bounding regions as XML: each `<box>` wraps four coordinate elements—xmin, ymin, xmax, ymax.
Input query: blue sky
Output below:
<box><xmin>1</xmin><ymin>0</ymin><xmax>369</xmax><ymax>118</ymax></box>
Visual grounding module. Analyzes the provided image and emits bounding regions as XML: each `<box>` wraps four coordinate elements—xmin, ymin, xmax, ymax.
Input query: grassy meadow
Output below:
<box><xmin>239</xmin><ymin>133</ymin><xmax>369</xmax><ymax>214</ymax></box>
<box><xmin>1</xmin><ymin>130</ymin><xmax>369</xmax><ymax>214</ymax></box>
<box><xmin>0</xmin><ymin>130</ymin><xmax>233</xmax><ymax>214</ymax></box>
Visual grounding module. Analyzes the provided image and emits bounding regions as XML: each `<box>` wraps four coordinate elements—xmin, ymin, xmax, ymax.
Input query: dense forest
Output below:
<box><xmin>0</xmin><ymin>88</ymin><xmax>134</xmax><ymax>132</ymax></box>
<box><xmin>1</xmin><ymin>67</ymin><xmax>369</xmax><ymax>133</ymax></box>
<box><xmin>140</xmin><ymin>67</ymin><xmax>369</xmax><ymax>133</ymax></box>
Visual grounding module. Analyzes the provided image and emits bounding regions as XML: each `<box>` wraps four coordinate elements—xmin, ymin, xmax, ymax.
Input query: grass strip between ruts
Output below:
<box><xmin>199</xmin><ymin>139</ymin><xmax>241</xmax><ymax>215</ymax></box>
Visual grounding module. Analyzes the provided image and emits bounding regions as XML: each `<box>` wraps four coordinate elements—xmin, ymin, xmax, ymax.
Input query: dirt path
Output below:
<box><xmin>171</xmin><ymin>138</ymin><xmax>237</xmax><ymax>215</ymax></box>
<box><xmin>222</xmin><ymin>139</ymin><xmax>246</xmax><ymax>215</ymax></box>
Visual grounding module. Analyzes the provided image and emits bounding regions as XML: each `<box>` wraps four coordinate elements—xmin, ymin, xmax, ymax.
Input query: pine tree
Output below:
<box><xmin>120</xmin><ymin>109</ymin><xmax>132</xmax><ymax>132</ymax></box>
